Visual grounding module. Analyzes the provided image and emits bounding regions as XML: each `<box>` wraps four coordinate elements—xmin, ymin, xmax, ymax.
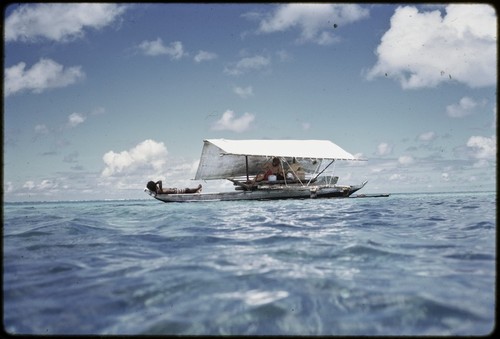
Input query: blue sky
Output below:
<box><xmin>3</xmin><ymin>3</ymin><xmax>497</xmax><ymax>201</ymax></box>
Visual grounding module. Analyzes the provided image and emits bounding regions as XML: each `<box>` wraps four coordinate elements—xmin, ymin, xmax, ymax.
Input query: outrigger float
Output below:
<box><xmin>145</xmin><ymin>139</ymin><xmax>389</xmax><ymax>203</ymax></box>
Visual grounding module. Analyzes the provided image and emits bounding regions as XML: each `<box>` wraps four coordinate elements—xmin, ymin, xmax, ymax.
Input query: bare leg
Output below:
<box><xmin>250</xmin><ymin>173</ymin><xmax>266</xmax><ymax>185</ymax></box>
<box><xmin>158</xmin><ymin>184</ymin><xmax>202</xmax><ymax>194</ymax></box>
<box><xmin>185</xmin><ymin>184</ymin><xmax>202</xmax><ymax>193</ymax></box>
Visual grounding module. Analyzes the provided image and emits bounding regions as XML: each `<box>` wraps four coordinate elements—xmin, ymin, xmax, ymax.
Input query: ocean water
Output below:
<box><xmin>3</xmin><ymin>192</ymin><xmax>496</xmax><ymax>335</ymax></box>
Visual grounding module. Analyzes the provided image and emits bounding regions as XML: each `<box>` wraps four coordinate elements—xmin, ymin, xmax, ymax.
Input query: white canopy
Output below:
<box><xmin>194</xmin><ymin>139</ymin><xmax>362</xmax><ymax>180</ymax></box>
<box><xmin>205</xmin><ymin>139</ymin><xmax>357</xmax><ymax>159</ymax></box>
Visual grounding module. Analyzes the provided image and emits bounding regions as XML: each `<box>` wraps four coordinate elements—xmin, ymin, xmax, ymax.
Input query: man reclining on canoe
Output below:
<box><xmin>147</xmin><ymin>180</ymin><xmax>202</xmax><ymax>194</ymax></box>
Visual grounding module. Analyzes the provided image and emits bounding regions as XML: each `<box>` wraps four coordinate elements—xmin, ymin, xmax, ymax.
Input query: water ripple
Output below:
<box><xmin>3</xmin><ymin>193</ymin><xmax>495</xmax><ymax>335</ymax></box>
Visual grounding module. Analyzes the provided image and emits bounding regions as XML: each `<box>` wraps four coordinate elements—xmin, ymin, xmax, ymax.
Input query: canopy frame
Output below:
<box><xmin>194</xmin><ymin>139</ymin><xmax>365</xmax><ymax>181</ymax></box>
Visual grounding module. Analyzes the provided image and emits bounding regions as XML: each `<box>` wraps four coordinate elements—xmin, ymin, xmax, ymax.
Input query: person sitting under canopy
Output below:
<box><xmin>251</xmin><ymin>157</ymin><xmax>285</xmax><ymax>184</ymax></box>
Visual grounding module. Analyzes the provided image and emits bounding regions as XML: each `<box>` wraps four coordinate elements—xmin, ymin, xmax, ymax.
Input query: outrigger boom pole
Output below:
<box><xmin>311</xmin><ymin>159</ymin><xmax>335</xmax><ymax>182</ymax></box>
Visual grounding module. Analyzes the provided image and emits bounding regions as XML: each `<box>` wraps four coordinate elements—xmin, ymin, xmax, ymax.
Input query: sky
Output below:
<box><xmin>3</xmin><ymin>3</ymin><xmax>497</xmax><ymax>202</ymax></box>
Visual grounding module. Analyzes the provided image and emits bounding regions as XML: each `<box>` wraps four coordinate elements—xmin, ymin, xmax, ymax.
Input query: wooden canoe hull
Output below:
<box><xmin>146</xmin><ymin>182</ymin><xmax>368</xmax><ymax>203</ymax></box>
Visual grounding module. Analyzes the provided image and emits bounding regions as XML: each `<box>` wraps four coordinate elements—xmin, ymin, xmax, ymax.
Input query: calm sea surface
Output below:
<box><xmin>3</xmin><ymin>192</ymin><xmax>496</xmax><ymax>335</ymax></box>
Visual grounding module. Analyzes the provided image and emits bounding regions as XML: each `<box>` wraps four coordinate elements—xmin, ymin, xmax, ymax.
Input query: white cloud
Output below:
<box><xmin>67</xmin><ymin>113</ymin><xmax>86</xmax><ymax>128</ymax></box>
<box><xmin>366</xmin><ymin>4</ymin><xmax>497</xmax><ymax>89</ymax></box>
<box><xmin>446</xmin><ymin>96</ymin><xmax>485</xmax><ymax>118</ymax></box>
<box><xmin>212</xmin><ymin>110</ymin><xmax>255</xmax><ymax>133</ymax></box>
<box><xmin>224</xmin><ymin>55</ymin><xmax>270</xmax><ymax>76</ymax></box>
<box><xmin>38</xmin><ymin>179</ymin><xmax>57</xmax><ymax>190</ymax></box>
<box><xmin>418</xmin><ymin>131</ymin><xmax>436</xmax><ymax>142</ymax></box>
<box><xmin>233</xmin><ymin>86</ymin><xmax>254</xmax><ymax>98</ymax></box>
<box><xmin>5</xmin><ymin>3</ymin><xmax>126</xmax><ymax>42</ymax></box>
<box><xmin>398</xmin><ymin>155</ymin><xmax>415</xmax><ymax>165</ymax></box>
<box><xmin>22</xmin><ymin>179</ymin><xmax>58</xmax><ymax>191</ymax></box>
<box><xmin>4</xmin><ymin>182</ymin><xmax>14</xmax><ymax>194</ymax></box>
<box><xmin>101</xmin><ymin>139</ymin><xmax>168</xmax><ymax>177</ymax></box>
<box><xmin>4</xmin><ymin>58</ymin><xmax>85</xmax><ymax>97</ymax></box>
<box><xmin>23</xmin><ymin>181</ymin><xmax>36</xmax><ymax>190</ymax></box>
<box><xmin>376</xmin><ymin>142</ymin><xmax>393</xmax><ymax>156</ymax></box>
<box><xmin>389</xmin><ymin>173</ymin><xmax>404</xmax><ymax>181</ymax></box>
<box><xmin>257</xmin><ymin>4</ymin><xmax>369</xmax><ymax>45</ymax></box>
<box><xmin>466</xmin><ymin>135</ymin><xmax>496</xmax><ymax>159</ymax></box>
<box><xmin>194</xmin><ymin>50</ymin><xmax>217</xmax><ymax>63</ymax></box>
<box><xmin>138</xmin><ymin>38</ymin><xmax>185</xmax><ymax>59</ymax></box>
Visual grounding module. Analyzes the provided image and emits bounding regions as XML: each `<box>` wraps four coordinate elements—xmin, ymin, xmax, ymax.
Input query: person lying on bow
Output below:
<box><xmin>147</xmin><ymin>180</ymin><xmax>202</xmax><ymax>194</ymax></box>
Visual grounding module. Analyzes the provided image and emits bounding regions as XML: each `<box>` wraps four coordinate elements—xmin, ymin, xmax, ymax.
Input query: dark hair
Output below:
<box><xmin>146</xmin><ymin>181</ymin><xmax>157</xmax><ymax>192</ymax></box>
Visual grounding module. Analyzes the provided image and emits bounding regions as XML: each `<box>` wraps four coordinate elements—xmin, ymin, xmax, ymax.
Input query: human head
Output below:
<box><xmin>146</xmin><ymin>181</ymin><xmax>156</xmax><ymax>192</ymax></box>
<box><xmin>272</xmin><ymin>157</ymin><xmax>280</xmax><ymax>166</ymax></box>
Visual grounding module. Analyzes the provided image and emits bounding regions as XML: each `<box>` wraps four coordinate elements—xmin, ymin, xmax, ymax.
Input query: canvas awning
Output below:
<box><xmin>194</xmin><ymin>139</ymin><xmax>363</xmax><ymax>180</ymax></box>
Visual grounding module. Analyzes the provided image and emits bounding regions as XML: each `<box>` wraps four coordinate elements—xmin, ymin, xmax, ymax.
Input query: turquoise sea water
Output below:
<box><xmin>3</xmin><ymin>192</ymin><xmax>496</xmax><ymax>335</ymax></box>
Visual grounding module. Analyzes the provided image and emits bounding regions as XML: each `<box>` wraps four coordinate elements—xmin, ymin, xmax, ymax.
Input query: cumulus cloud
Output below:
<box><xmin>224</xmin><ymin>55</ymin><xmax>270</xmax><ymax>76</ymax></box>
<box><xmin>137</xmin><ymin>38</ymin><xmax>186</xmax><ymax>59</ymax></box>
<box><xmin>67</xmin><ymin>113</ymin><xmax>86</xmax><ymax>128</ymax></box>
<box><xmin>101</xmin><ymin>139</ymin><xmax>168</xmax><ymax>177</ymax></box>
<box><xmin>366</xmin><ymin>4</ymin><xmax>496</xmax><ymax>89</ymax></box>
<box><xmin>466</xmin><ymin>135</ymin><xmax>496</xmax><ymax>159</ymax></box>
<box><xmin>23</xmin><ymin>179</ymin><xmax>58</xmax><ymax>191</ymax></box>
<box><xmin>257</xmin><ymin>4</ymin><xmax>369</xmax><ymax>45</ymax></box>
<box><xmin>5</xmin><ymin>3</ymin><xmax>126</xmax><ymax>42</ymax></box>
<box><xmin>376</xmin><ymin>142</ymin><xmax>393</xmax><ymax>156</ymax></box>
<box><xmin>233</xmin><ymin>86</ymin><xmax>254</xmax><ymax>98</ymax></box>
<box><xmin>418</xmin><ymin>131</ymin><xmax>436</xmax><ymax>142</ymax></box>
<box><xmin>4</xmin><ymin>181</ymin><xmax>14</xmax><ymax>194</ymax></box>
<box><xmin>23</xmin><ymin>181</ymin><xmax>36</xmax><ymax>190</ymax></box>
<box><xmin>38</xmin><ymin>179</ymin><xmax>57</xmax><ymax>190</ymax></box>
<box><xmin>398</xmin><ymin>155</ymin><xmax>415</xmax><ymax>165</ymax></box>
<box><xmin>446</xmin><ymin>96</ymin><xmax>485</xmax><ymax>118</ymax></box>
<box><xmin>389</xmin><ymin>173</ymin><xmax>404</xmax><ymax>181</ymax></box>
<box><xmin>194</xmin><ymin>50</ymin><xmax>217</xmax><ymax>63</ymax></box>
<box><xmin>212</xmin><ymin>110</ymin><xmax>255</xmax><ymax>133</ymax></box>
<box><xmin>4</xmin><ymin>58</ymin><xmax>85</xmax><ymax>97</ymax></box>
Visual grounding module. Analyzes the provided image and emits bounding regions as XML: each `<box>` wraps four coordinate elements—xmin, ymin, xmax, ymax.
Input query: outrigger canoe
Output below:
<box><xmin>145</xmin><ymin>139</ymin><xmax>382</xmax><ymax>203</ymax></box>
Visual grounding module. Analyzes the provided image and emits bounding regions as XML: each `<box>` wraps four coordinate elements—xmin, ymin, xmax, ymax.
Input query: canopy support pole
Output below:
<box><xmin>312</xmin><ymin>159</ymin><xmax>335</xmax><ymax>182</ymax></box>
<box><xmin>245</xmin><ymin>156</ymin><xmax>249</xmax><ymax>182</ymax></box>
